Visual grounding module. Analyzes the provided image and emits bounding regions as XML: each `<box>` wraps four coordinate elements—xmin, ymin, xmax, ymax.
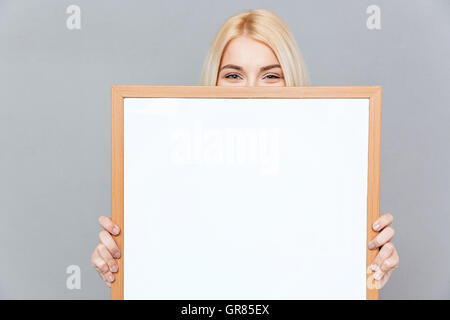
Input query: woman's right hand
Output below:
<box><xmin>91</xmin><ymin>216</ymin><xmax>121</xmax><ymax>287</ymax></box>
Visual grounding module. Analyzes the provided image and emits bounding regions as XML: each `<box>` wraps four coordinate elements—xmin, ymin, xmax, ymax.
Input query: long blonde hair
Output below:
<box><xmin>200</xmin><ymin>9</ymin><xmax>310</xmax><ymax>86</ymax></box>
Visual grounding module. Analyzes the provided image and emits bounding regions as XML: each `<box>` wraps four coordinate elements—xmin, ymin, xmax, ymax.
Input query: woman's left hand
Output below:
<box><xmin>368</xmin><ymin>213</ymin><xmax>399</xmax><ymax>289</ymax></box>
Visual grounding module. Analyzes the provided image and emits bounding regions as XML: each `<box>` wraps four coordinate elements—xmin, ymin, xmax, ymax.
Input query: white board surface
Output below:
<box><xmin>123</xmin><ymin>98</ymin><xmax>369</xmax><ymax>299</ymax></box>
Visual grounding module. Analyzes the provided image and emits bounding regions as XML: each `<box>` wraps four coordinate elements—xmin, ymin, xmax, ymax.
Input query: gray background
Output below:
<box><xmin>0</xmin><ymin>0</ymin><xmax>449</xmax><ymax>299</ymax></box>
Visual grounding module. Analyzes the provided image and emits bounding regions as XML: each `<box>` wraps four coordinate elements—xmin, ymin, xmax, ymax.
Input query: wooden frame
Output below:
<box><xmin>111</xmin><ymin>86</ymin><xmax>382</xmax><ymax>300</ymax></box>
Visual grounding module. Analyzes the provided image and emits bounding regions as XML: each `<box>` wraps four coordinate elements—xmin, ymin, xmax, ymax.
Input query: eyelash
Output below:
<box><xmin>224</xmin><ymin>73</ymin><xmax>243</xmax><ymax>80</ymax></box>
<box><xmin>263</xmin><ymin>74</ymin><xmax>281</xmax><ymax>79</ymax></box>
<box><xmin>223</xmin><ymin>73</ymin><xmax>282</xmax><ymax>80</ymax></box>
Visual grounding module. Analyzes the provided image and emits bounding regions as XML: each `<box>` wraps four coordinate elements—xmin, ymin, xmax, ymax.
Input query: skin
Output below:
<box><xmin>216</xmin><ymin>36</ymin><xmax>286</xmax><ymax>87</ymax></box>
<box><xmin>91</xmin><ymin>36</ymin><xmax>399</xmax><ymax>289</ymax></box>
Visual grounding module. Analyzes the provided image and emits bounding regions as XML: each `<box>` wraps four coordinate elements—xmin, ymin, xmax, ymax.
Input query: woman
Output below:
<box><xmin>91</xmin><ymin>9</ymin><xmax>399</xmax><ymax>290</ymax></box>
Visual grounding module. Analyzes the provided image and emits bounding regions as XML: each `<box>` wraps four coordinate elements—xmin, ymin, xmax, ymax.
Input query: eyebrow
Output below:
<box><xmin>219</xmin><ymin>64</ymin><xmax>282</xmax><ymax>72</ymax></box>
<box><xmin>260</xmin><ymin>64</ymin><xmax>282</xmax><ymax>72</ymax></box>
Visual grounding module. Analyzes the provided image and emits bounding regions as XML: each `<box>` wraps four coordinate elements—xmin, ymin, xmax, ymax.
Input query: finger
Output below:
<box><xmin>99</xmin><ymin>230</ymin><xmax>121</xmax><ymax>259</ymax></box>
<box><xmin>103</xmin><ymin>271</ymin><xmax>115</xmax><ymax>284</ymax></box>
<box><xmin>372</xmin><ymin>213</ymin><xmax>394</xmax><ymax>232</ymax></box>
<box><xmin>380</xmin><ymin>248</ymin><xmax>399</xmax><ymax>272</ymax></box>
<box><xmin>103</xmin><ymin>276</ymin><xmax>111</xmax><ymax>288</ymax></box>
<box><xmin>91</xmin><ymin>249</ymin><xmax>109</xmax><ymax>275</ymax></box>
<box><xmin>370</xmin><ymin>242</ymin><xmax>395</xmax><ymax>270</ymax></box>
<box><xmin>373</xmin><ymin>268</ymin><xmax>393</xmax><ymax>289</ymax></box>
<box><xmin>373</xmin><ymin>247</ymin><xmax>399</xmax><ymax>283</ymax></box>
<box><xmin>98</xmin><ymin>271</ymin><xmax>111</xmax><ymax>287</ymax></box>
<box><xmin>98</xmin><ymin>216</ymin><xmax>120</xmax><ymax>236</ymax></box>
<box><xmin>97</xmin><ymin>243</ymin><xmax>119</xmax><ymax>273</ymax></box>
<box><xmin>378</xmin><ymin>269</ymin><xmax>393</xmax><ymax>289</ymax></box>
<box><xmin>92</xmin><ymin>248</ymin><xmax>114</xmax><ymax>287</ymax></box>
<box><xmin>368</xmin><ymin>226</ymin><xmax>395</xmax><ymax>250</ymax></box>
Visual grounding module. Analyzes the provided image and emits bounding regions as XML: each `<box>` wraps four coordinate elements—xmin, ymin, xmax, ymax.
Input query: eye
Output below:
<box><xmin>224</xmin><ymin>73</ymin><xmax>243</xmax><ymax>80</ymax></box>
<box><xmin>263</xmin><ymin>73</ymin><xmax>281</xmax><ymax>80</ymax></box>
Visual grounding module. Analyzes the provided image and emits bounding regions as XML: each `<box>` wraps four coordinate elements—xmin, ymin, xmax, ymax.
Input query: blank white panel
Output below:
<box><xmin>124</xmin><ymin>98</ymin><xmax>369</xmax><ymax>299</ymax></box>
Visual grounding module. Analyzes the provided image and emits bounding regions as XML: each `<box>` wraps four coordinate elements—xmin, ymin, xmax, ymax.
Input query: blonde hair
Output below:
<box><xmin>200</xmin><ymin>9</ymin><xmax>310</xmax><ymax>86</ymax></box>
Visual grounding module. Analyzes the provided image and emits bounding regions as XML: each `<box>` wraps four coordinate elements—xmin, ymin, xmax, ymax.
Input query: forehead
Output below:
<box><xmin>220</xmin><ymin>36</ymin><xmax>280</xmax><ymax>68</ymax></box>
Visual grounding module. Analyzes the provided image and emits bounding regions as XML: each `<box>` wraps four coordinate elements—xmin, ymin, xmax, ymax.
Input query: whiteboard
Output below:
<box><xmin>122</xmin><ymin>97</ymin><xmax>370</xmax><ymax>299</ymax></box>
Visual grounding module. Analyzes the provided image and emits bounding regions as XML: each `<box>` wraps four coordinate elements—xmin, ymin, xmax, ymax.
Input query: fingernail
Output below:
<box><xmin>370</xmin><ymin>264</ymin><xmax>377</xmax><ymax>271</ymax></box>
<box><xmin>368</xmin><ymin>242</ymin><xmax>375</xmax><ymax>250</ymax></box>
<box><xmin>373</xmin><ymin>223</ymin><xmax>380</xmax><ymax>231</ymax></box>
<box><xmin>114</xmin><ymin>252</ymin><xmax>121</xmax><ymax>259</ymax></box>
<box><xmin>108</xmin><ymin>274</ymin><xmax>115</xmax><ymax>282</ymax></box>
<box><xmin>113</xmin><ymin>227</ymin><xmax>120</xmax><ymax>235</ymax></box>
<box><xmin>374</xmin><ymin>271</ymin><xmax>383</xmax><ymax>281</ymax></box>
<box><xmin>111</xmin><ymin>265</ymin><xmax>118</xmax><ymax>272</ymax></box>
